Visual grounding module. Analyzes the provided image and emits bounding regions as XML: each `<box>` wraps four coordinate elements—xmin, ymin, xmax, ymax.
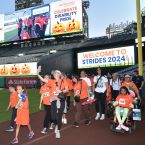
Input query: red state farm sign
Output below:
<box><xmin>6</xmin><ymin>77</ymin><xmax>37</xmax><ymax>88</ymax></box>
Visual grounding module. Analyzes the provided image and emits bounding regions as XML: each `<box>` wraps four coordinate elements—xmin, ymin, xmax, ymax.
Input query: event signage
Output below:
<box><xmin>50</xmin><ymin>0</ymin><xmax>83</xmax><ymax>35</ymax></box>
<box><xmin>77</xmin><ymin>46</ymin><xmax>135</xmax><ymax>69</ymax></box>
<box><xmin>0</xmin><ymin>62</ymin><xmax>37</xmax><ymax>76</ymax></box>
<box><xmin>6</xmin><ymin>77</ymin><xmax>37</xmax><ymax>88</ymax></box>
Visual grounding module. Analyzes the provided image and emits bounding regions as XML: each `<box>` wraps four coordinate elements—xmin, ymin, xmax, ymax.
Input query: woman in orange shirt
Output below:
<box><xmin>11</xmin><ymin>85</ymin><xmax>34</xmax><ymax>144</ymax></box>
<box><xmin>6</xmin><ymin>85</ymin><xmax>18</xmax><ymax>132</ymax></box>
<box><xmin>39</xmin><ymin>80</ymin><xmax>52</xmax><ymax>134</ymax></box>
<box><xmin>37</xmin><ymin>70</ymin><xmax>68</xmax><ymax>138</ymax></box>
<box><xmin>72</xmin><ymin>74</ymin><xmax>91</xmax><ymax>128</ymax></box>
<box><xmin>61</xmin><ymin>73</ymin><xmax>73</xmax><ymax>125</ymax></box>
<box><xmin>122</xmin><ymin>74</ymin><xmax>140</xmax><ymax>100</ymax></box>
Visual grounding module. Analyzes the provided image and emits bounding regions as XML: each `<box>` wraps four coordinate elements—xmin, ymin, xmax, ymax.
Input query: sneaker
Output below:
<box><xmin>55</xmin><ymin>130</ymin><xmax>61</xmax><ymax>139</ymax></box>
<box><xmin>63</xmin><ymin>118</ymin><xmax>67</xmax><ymax>125</ymax></box>
<box><xmin>121</xmin><ymin>124</ymin><xmax>129</xmax><ymax>131</ymax></box>
<box><xmin>29</xmin><ymin>131</ymin><xmax>34</xmax><ymax>139</ymax></box>
<box><xmin>62</xmin><ymin>118</ymin><xmax>64</xmax><ymax>124</ymax></box>
<box><xmin>100</xmin><ymin>114</ymin><xmax>105</xmax><ymax>120</ymax></box>
<box><xmin>116</xmin><ymin>125</ymin><xmax>122</xmax><ymax>130</ymax></box>
<box><xmin>84</xmin><ymin>120</ymin><xmax>91</xmax><ymax>126</ymax></box>
<box><xmin>55</xmin><ymin>125</ymin><xmax>58</xmax><ymax>134</ymax></box>
<box><xmin>6</xmin><ymin>126</ymin><xmax>14</xmax><ymax>132</ymax></box>
<box><xmin>49</xmin><ymin>123</ymin><xmax>54</xmax><ymax>130</ymax></box>
<box><xmin>73</xmin><ymin>122</ymin><xmax>79</xmax><ymax>128</ymax></box>
<box><xmin>95</xmin><ymin>113</ymin><xmax>100</xmax><ymax>120</ymax></box>
<box><xmin>41</xmin><ymin>128</ymin><xmax>48</xmax><ymax>134</ymax></box>
<box><xmin>10</xmin><ymin>138</ymin><xmax>18</xmax><ymax>144</ymax></box>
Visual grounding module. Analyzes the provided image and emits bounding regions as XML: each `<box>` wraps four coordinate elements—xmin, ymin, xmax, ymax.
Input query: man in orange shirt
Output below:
<box><xmin>6</xmin><ymin>85</ymin><xmax>18</xmax><ymax>132</ymax></box>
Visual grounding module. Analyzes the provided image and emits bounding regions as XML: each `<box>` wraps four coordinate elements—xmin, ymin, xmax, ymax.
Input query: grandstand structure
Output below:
<box><xmin>0</xmin><ymin>4</ymin><xmax>145</xmax><ymax>75</ymax></box>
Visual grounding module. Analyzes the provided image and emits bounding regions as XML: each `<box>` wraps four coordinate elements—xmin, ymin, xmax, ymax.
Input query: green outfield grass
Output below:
<box><xmin>0</xmin><ymin>89</ymin><xmax>40</xmax><ymax>123</ymax></box>
<box><xmin>5</xmin><ymin>28</ymin><xmax>18</xmax><ymax>42</ymax></box>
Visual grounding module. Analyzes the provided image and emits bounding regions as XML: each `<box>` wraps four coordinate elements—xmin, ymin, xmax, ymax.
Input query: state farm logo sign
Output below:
<box><xmin>6</xmin><ymin>77</ymin><xmax>37</xmax><ymax>87</ymax></box>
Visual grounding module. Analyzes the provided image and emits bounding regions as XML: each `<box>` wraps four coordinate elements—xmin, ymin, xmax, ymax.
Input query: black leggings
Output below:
<box><xmin>67</xmin><ymin>96</ymin><xmax>71</xmax><ymax>110</ymax></box>
<box><xmin>94</xmin><ymin>92</ymin><xmax>106</xmax><ymax>114</ymax></box>
<box><xmin>112</xmin><ymin>90</ymin><xmax>119</xmax><ymax>101</ymax></box>
<box><xmin>51</xmin><ymin>100</ymin><xmax>65</xmax><ymax>130</ymax></box>
<box><xmin>18</xmin><ymin>28</ymin><xmax>22</xmax><ymax>40</ymax></box>
<box><xmin>43</xmin><ymin>105</ymin><xmax>51</xmax><ymax>129</ymax></box>
<box><xmin>10</xmin><ymin>108</ymin><xmax>17</xmax><ymax>127</ymax></box>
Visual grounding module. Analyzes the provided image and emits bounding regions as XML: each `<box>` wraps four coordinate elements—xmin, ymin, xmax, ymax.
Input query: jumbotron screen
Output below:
<box><xmin>77</xmin><ymin>46</ymin><xmax>135</xmax><ymax>69</ymax></box>
<box><xmin>0</xmin><ymin>4</ymin><xmax>50</xmax><ymax>43</ymax></box>
<box><xmin>0</xmin><ymin>0</ymin><xmax>83</xmax><ymax>43</ymax></box>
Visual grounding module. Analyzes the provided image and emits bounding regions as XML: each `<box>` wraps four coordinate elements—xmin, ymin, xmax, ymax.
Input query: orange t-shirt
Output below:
<box><xmin>40</xmin><ymin>84</ymin><xmax>50</xmax><ymax>94</ymax></box>
<box><xmin>121</xmin><ymin>81</ymin><xmax>139</xmax><ymax>94</ymax></box>
<box><xmin>21</xmin><ymin>32</ymin><xmax>30</xmax><ymax>40</ymax></box>
<box><xmin>40</xmin><ymin>84</ymin><xmax>51</xmax><ymax>105</ymax></box>
<box><xmin>35</xmin><ymin>17</ymin><xmax>44</xmax><ymax>29</ymax></box>
<box><xmin>16</xmin><ymin>97</ymin><xmax>29</xmax><ymax>125</ymax></box>
<box><xmin>47</xmin><ymin>79</ymin><xmax>68</xmax><ymax>97</ymax></box>
<box><xmin>73</xmin><ymin>80</ymin><xmax>89</xmax><ymax>100</ymax></box>
<box><xmin>116</xmin><ymin>94</ymin><xmax>133</xmax><ymax>108</ymax></box>
<box><xmin>10</xmin><ymin>92</ymin><xmax>18</xmax><ymax>108</ymax></box>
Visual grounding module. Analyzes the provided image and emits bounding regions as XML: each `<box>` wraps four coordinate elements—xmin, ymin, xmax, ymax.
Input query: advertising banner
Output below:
<box><xmin>0</xmin><ymin>62</ymin><xmax>37</xmax><ymax>76</ymax></box>
<box><xmin>50</xmin><ymin>0</ymin><xmax>83</xmax><ymax>35</ymax></box>
<box><xmin>77</xmin><ymin>46</ymin><xmax>135</xmax><ymax>69</ymax></box>
<box><xmin>6</xmin><ymin>77</ymin><xmax>37</xmax><ymax>88</ymax></box>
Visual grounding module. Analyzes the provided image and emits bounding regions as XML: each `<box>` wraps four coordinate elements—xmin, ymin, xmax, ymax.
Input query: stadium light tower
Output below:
<box><xmin>136</xmin><ymin>0</ymin><xmax>143</xmax><ymax>76</ymax></box>
<box><xmin>82</xmin><ymin>0</ymin><xmax>90</xmax><ymax>38</ymax></box>
<box><xmin>15</xmin><ymin>0</ymin><xmax>44</xmax><ymax>11</ymax></box>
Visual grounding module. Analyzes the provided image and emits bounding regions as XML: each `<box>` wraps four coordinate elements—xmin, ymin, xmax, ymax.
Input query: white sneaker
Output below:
<box><xmin>55</xmin><ymin>130</ymin><xmax>61</xmax><ymax>139</ymax></box>
<box><xmin>49</xmin><ymin>123</ymin><xmax>54</xmax><ymax>130</ymax></box>
<box><xmin>121</xmin><ymin>124</ymin><xmax>129</xmax><ymax>131</ymax></box>
<box><xmin>95</xmin><ymin>113</ymin><xmax>100</xmax><ymax>120</ymax></box>
<box><xmin>55</xmin><ymin>125</ymin><xmax>58</xmax><ymax>134</ymax></box>
<box><xmin>116</xmin><ymin>125</ymin><xmax>122</xmax><ymax>130</ymax></box>
<box><xmin>100</xmin><ymin>114</ymin><xmax>105</xmax><ymax>120</ymax></box>
<box><xmin>41</xmin><ymin>128</ymin><xmax>47</xmax><ymax>134</ymax></box>
<box><xmin>63</xmin><ymin>118</ymin><xmax>67</xmax><ymax>124</ymax></box>
<box><xmin>62</xmin><ymin>118</ymin><xmax>64</xmax><ymax>124</ymax></box>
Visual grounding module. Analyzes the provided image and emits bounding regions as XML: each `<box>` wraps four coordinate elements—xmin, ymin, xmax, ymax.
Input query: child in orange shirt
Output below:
<box><xmin>11</xmin><ymin>85</ymin><xmax>34</xmax><ymax>144</ymax></box>
<box><xmin>113</xmin><ymin>86</ymin><xmax>134</xmax><ymax>131</ymax></box>
<box><xmin>6</xmin><ymin>85</ymin><xmax>18</xmax><ymax>132</ymax></box>
<box><xmin>39</xmin><ymin>82</ymin><xmax>52</xmax><ymax>134</ymax></box>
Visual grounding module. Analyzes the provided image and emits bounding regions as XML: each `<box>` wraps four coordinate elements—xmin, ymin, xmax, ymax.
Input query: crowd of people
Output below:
<box><xmin>17</xmin><ymin>14</ymin><xmax>49</xmax><ymax>40</ymax></box>
<box><xmin>5</xmin><ymin>68</ymin><xmax>144</xmax><ymax>144</ymax></box>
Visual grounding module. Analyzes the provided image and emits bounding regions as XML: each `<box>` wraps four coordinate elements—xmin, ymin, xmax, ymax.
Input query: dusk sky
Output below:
<box><xmin>0</xmin><ymin>0</ymin><xmax>145</xmax><ymax>38</ymax></box>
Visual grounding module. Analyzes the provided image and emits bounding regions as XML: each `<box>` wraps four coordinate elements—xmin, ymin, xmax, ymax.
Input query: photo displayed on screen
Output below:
<box><xmin>4</xmin><ymin>4</ymin><xmax>50</xmax><ymax>42</ymax></box>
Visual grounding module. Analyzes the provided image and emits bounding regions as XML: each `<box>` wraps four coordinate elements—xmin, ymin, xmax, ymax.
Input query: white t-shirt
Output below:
<box><xmin>81</xmin><ymin>77</ymin><xmax>92</xmax><ymax>87</ymax></box>
<box><xmin>110</xmin><ymin>79</ymin><xmax>121</xmax><ymax>91</ymax></box>
<box><xmin>94</xmin><ymin>75</ymin><xmax>108</xmax><ymax>93</ymax></box>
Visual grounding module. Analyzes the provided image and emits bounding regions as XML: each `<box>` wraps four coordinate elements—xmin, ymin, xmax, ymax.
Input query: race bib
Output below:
<box><xmin>43</xmin><ymin>92</ymin><xmax>50</xmax><ymax>97</ymax></box>
<box><xmin>119</xmin><ymin>98</ymin><xmax>125</xmax><ymax>105</ymax></box>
